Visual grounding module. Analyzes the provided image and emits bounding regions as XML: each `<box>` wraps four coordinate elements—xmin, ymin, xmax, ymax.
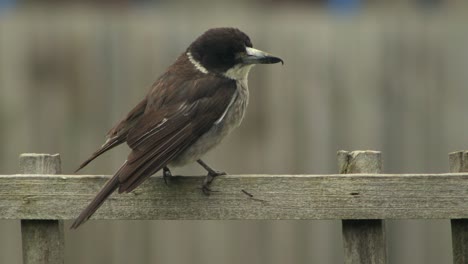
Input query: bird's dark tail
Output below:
<box><xmin>70</xmin><ymin>174</ymin><xmax>120</xmax><ymax>229</ymax></box>
<box><xmin>75</xmin><ymin>137</ymin><xmax>124</xmax><ymax>173</ymax></box>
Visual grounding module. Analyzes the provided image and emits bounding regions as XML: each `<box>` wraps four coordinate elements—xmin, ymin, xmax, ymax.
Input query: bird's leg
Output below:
<box><xmin>197</xmin><ymin>159</ymin><xmax>226</xmax><ymax>195</ymax></box>
<box><xmin>163</xmin><ymin>166</ymin><xmax>172</xmax><ymax>185</ymax></box>
<box><xmin>197</xmin><ymin>159</ymin><xmax>226</xmax><ymax>176</ymax></box>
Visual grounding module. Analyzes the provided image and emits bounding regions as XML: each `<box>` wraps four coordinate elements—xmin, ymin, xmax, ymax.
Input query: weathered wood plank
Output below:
<box><xmin>1</xmin><ymin>173</ymin><xmax>468</xmax><ymax>221</ymax></box>
<box><xmin>21</xmin><ymin>221</ymin><xmax>65</xmax><ymax>264</ymax></box>
<box><xmin>19</xmin><ymin>154</ymin><xmax>62</xmax><ymax>175</ymax></box>
<box><xmin>450</xmin><ymin>151</ymin><xmax>468</xmax><ymax>264</ymax></box>
<box><xmin>341</xmin><ymin>220</ymin><xmax>386</xmax><ymax>264</ymax></box>
<box><xmin>20</xmin><ymin>154</ymin><xmax>64</xmax><ymax>264</ymax></box>
<box><xmin>339</xmin><ymin>150</ymin><xmax>387</xmax><ymax>264</ymax></box>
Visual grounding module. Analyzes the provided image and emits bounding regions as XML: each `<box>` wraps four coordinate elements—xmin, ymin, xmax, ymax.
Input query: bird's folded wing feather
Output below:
<box><xmin>116</xmin><ymin>75</ymin><xmax>237</xmax><ymax>193</ymax></box>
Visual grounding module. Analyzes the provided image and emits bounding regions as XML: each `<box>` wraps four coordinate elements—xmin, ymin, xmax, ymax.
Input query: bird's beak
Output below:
<box><xmin>241</xmin><ymin>47</ymin><xmax>284</xmax><ymax>65</ymax></box>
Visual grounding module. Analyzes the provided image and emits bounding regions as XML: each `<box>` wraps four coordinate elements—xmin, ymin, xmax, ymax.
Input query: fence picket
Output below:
<box><xmin>450</xmin><ymin>151</ymin><xmax>468</xmax><ymax>264</ymax></box>
<box><xmin>338</xmin><ymin>150</ymin><xmax>387</xmax><ymax>264</ymax></box>
<box><xmin>19</xmin><ymin>154</ymin><xmax>64</xmax><ymax>264</ymax></box>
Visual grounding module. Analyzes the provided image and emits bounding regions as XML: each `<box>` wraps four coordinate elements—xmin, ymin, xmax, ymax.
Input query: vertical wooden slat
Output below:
<box><xmin>19</xmin><ymin>153</ymin><xmax>64</xmax><ymax>264</ymax></box>
<box><xmin>450</xmin><ymin>151</ymin><xmax>468</xmax><ymax>264</ymax></box>
<box><xmin>338</xmin><ymin>150</ymin><xmax>387</xmax><ymax>264</ymax></box>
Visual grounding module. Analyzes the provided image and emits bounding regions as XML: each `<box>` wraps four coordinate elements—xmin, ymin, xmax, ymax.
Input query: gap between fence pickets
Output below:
<box><xmin>19</xmin><ymin>154</ymin><xmax>64</xmax><ymax>264</ymax></box>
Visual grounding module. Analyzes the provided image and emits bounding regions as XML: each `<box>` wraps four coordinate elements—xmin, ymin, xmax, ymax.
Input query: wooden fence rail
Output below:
<box><xmin>1</xmin><ymin>150</ymin><xmax>467</xmax><ymax>264</ymax></box>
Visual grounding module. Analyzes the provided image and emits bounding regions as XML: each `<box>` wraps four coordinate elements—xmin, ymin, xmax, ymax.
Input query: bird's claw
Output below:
<box><xmin>208</xmin><ymin>170</ymin><xmax>226</xmax><ymax>178</ymax></box>
<box><xmin>201</xmin><ymin>184</ymin><xmax>220</xmax><ymax>196</ymax></box>
<box><xmin>163</xmin><ymin>167</ymin><xmax>172</xmax><ymax>186</ymax></box>
<box><xmin>201</xmin><ymin>171</ymin><xmax>225</xmax><ymax>195</ymax></box>
<box><xmin>201</xmin><ymin>184</ymin><xmax>212</xmax><ymax>195</ymax></box>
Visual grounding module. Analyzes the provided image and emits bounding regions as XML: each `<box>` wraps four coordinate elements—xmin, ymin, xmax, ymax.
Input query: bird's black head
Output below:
<box><xmin>187</xmin><ymin>28</ymin><xmax>283</xmax><ymax>79</ymax></box>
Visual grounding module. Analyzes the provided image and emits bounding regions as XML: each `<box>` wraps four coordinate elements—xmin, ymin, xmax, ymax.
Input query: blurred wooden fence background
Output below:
<box><xmin>1</xmin><ymin>7</ymin><xmax>468</xmax><ymax>264</ymax></box>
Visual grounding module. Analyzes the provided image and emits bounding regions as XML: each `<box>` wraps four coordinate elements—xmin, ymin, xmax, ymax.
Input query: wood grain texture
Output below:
<box><xmin>337</xmin><ymin>150</ymin><xmax>382</xmax><ymax>174</ymax></box>
<box><xmin>2</xmin><ymin>173</ymin><xmax>468</xmax><ymax>220</ymax></box>
<box><xmin>450</xmin><ymin>151</ymin><xmax>468</xmax><ymax>264</ymax></box>
<box><xmin>20</xmin><ymin>154</ymin><xmax>64</xmax><ymax>264</ymax></box>
<box><xmin>339</xmin><ymin>150</ymin><xmax>387</xmax><ymax>264</ymax></box>
<box><xmin>21</xmin><ymin>220</ymin><xmax>64</xmax><ymax>264</ymax></box>
<box><xmin>19</xmin><ymin>153</ymin><xmax>62</xmax><ymax>175</ymax></box>
<box><xmin>341</xmin><ymin>220</ymin><xmax>386</xmax><ymax>264</ymax></box>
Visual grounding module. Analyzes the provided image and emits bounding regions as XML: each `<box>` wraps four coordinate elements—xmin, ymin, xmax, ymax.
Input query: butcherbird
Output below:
<box><xmin>71</xmin><ymin>27</ymin><xmax>283</xmax><ymax>229</ymax></box>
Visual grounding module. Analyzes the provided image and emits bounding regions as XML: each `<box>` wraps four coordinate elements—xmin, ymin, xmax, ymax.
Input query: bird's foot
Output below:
<box><xmin>208</xmin><ymin>169</ymin><xmax>227</xmax><ymax>178</ymax></box>
<box><xmin>196</xmin><ymin>159</ymin><xmax>226</xmax><ymax>195</ymax></box>
<box><xmin>201</xmin><ymin>170</ymin><xmax>226</xmax><ymax>196</ymax></box>
<box><xmin>196</xmin><ymin>159</ymin><xmax>226</xmax><ymax>177</ymax></box>
<box><xmin>163</xmin><ymin>166</ymin><xmax>172</xmax><ymax>186</ymax></box>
